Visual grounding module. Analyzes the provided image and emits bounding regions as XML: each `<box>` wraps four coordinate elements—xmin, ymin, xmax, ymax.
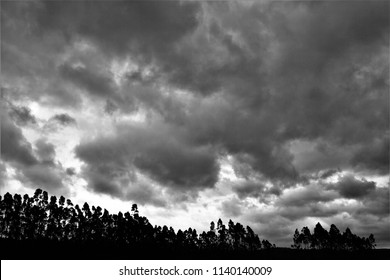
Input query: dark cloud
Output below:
<box><xmin>351</xmin><ymin>136</ymin><xmax>389</xmax><ymax>175</ymax></box>
<box><xmin>1</xmin><ymin>1</ymin><xmax>82</xmax><ymax>108</ymax></box>
<box><xmin>269</xmin><ymin>1</ymin><xmax>389</xmax><ymax>145</ymax></box>
<box><xmin>9</xmin><ymin>105</ymin><xmax>37</xmax><ymax>126</ymax></box>
<box><xmin>75</xmin><ymin>122</ymin><xmax>220</xmax><ymax>200</ymax></box>
<box><xmin>331</xmin><ymin>175</ymin><xmax>376</xmax><ymax>199</ymax></box>
<box><xmin>77</xmin><ymin>151</ymin><xmax>169</xmax><ymax>207</ymax></box>
<box><xmin>82</xmin><ymin>168</ymin><xmax>124</xmax><ymax>198</ymax></box>
<box><xmin>1</xmin><ymin>111</ymin><xmax>67</xmax><ymax>193</ymax></box>
<box><xmin>271</xmin><ymin>1</ymin><xmax>389</xmax><ymax>78</ymax></box>
<box><xmin>1</xmin><ymin>112</ymin><xmax>38</xmax><ymax>166</ymax></box>
<box><xmin>279</xmin><ymin>204</ymin><xmax>340</xmax><ymax>222</ymax></box>
<box><xmin>35</xmin><ymin>0</ymin><xmax>200</xmax><ymax>57</ymax></box>
<box><xmin>133</xmin><ymin>141</ymin><xmax>218</xmax><ymax>190</ymax></box>
<box><xmin>278</xmin><ymin>185</ymin><xmax>338</xmax><ymax>208</ymax></box>
<box><xmin>17</xmin><ymin>164</ymin><xmax>65</xmax><ymax>193</ymax></box>
<box><xmin>233</xmin><ymin>181</ymin><xmax>266</xmax><ymax>200</ymax></box>
<box><xmin>149</xmin><ymin>1</ymin><xmax>272</xmax><ymax>97</ymax></box>
<box><xmin>50</xmin><ymin>113</ymin><xmax>77</xmax><ymax>126</ymax></box>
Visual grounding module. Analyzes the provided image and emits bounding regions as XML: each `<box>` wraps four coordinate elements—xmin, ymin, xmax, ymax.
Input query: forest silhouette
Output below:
<box><xmin>0</xmin><ymin>189</ymin><xmax>386</xmax><ymax>259</ymax></box>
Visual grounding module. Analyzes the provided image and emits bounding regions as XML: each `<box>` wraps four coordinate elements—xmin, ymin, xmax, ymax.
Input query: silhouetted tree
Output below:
<box><xmin>292</xmin><ymin>223</ymin><xmax>376</xmax><ymax>251</ymax></box>
<box><xmin>292</xmin><ymin>229</ymin><xmax>301</xmax><ymax>249</ymax></box>
<box><xmin>245</xmin><ymin>226</ymin><xmax>261</xmax><ymax>251</ymax></box>
<box><xmin>131</xmin><ymin>204</ymin><xmax>139</xmax><ymax>219</ymax></box>
<box><xmin>368</xmin><ymin>234</ymin><xmax>376</xmax><ymax>249</ymax></box>
<box><xmin>313</xmin><ymin>223</ymin><xmax>329</xmax><ymax>249</ymax></box>
<box><xmin>329</xmin><ymin>224</ymin><xmax>342</xmax><ymax>250</ymax></box>
<box><xmin>1</xmin><ymin>189</ymin><xmax>277</xmax><ymax>258</ymax></box>
<box><xmin>343</xmin><ymin>227</ymin><xmax>354</xmax><ymax>250</ymax></box>
<box><xmin>217</xmin><ymin>218</ymin><xmax>228</xmax><ymax>249</ymax></box>
<box><xmin>262</xmin><ymin>239</ymin><xmax>273</xmax><ymax>249</ymax></box>
<box><xmin>301</xmin><ymin>226</ymin><xmax>312</xmax><ymax>249</ymax></box>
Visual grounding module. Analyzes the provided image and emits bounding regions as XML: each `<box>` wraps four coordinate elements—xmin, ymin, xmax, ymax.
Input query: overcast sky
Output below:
<box><xmin>1</xmin><ymin>0</ymin><xmax>389</xmax><ymax>247</ymax></box>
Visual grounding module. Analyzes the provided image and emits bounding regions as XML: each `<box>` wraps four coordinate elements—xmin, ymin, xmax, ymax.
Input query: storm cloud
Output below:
<box><xmin>332</xmin><ymin>175</ymin><xmax>376</xmax><ymax>199</ymax></box>
<box><xmin>75</xmin><ymin>121</ymin><xmax>220</xmax><ymax>199</ymax></box>
<box><xmin>1</xmin><ymin>112</ymin><xmax>38</xmax><ymax>167</ymax></box>
<box><xmin>1</xmin><ymin>109</ymin><xmax>67</xmax><ymax>194</ymax></box>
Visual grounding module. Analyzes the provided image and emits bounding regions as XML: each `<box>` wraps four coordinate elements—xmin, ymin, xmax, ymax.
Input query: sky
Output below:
<box><xmin>0</xmin><ymin>0</ymin><xmax>389</xmax><ymax>248</ymax></box>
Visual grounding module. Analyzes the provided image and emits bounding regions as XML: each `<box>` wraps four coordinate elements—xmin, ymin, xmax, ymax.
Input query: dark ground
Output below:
<box><xmin>1</xmin><ymin>239</ymin><xmax>389</xmax><ymax>260</ymax></box>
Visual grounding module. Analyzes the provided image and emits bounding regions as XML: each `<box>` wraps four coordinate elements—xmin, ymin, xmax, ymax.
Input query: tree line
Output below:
<box><xmin>0</xmin><ymin>189</ymin><xmax>376</xmax><ymax>258</ymax></box>
<box><xmin>0</xmin><ymin>189</ymin><xmax>273</xmax><ymax>255</ymax></box>
<box><xmin>292</xmin><ymin>223</ymin><xmax>376</xmax><ymax>251</ymax></box>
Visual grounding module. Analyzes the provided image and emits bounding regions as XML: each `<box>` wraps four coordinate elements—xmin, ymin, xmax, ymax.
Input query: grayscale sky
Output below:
<box><xmin>1</xmin><ymin>0</ymin><xmax>389</xmax><ymax>247</ymax></box>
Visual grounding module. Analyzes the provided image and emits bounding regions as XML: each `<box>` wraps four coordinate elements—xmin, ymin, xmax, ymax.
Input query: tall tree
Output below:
<box><xmin>329</xmin><ymin>224</ymin><xmax>341</xmax><ymax>250</ymax></box>
<box><xmin>301</xmin><ymin>226</ymin><xmax>312</xmax><ymax>249</ymax></box>
<box><xmin>292</xmin><ymin>228</ymin><xmax>302</xmax><ymax>249</ymax></box>
<box><xmin>313</xmin><ymin>223</ymin><xmax>329</xmax><ymax>249</ymax></box>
